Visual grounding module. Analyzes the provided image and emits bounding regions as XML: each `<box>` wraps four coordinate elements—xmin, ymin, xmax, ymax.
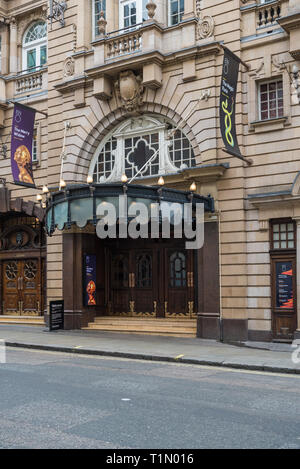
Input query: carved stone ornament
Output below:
<box><xmin>146</xmin><ymin>1</ymin><xmax>157</xmax><ymax>19</ymax></box>
<box><xmin>114</xmin><ymin>70</ymin><xmax>144</xmax><ymax>113</ymax></box>
<box><xmin>197</xmin><ymin>15</ymin><xmax>215</xmax><ymax>40</ymax></box>
<box><xmin>63</xmin><ymin>56</ymin><xmax>75</xmax><ymax>77</ymax></box>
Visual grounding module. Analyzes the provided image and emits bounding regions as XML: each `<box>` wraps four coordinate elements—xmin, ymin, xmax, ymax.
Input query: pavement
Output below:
<box><xmin>0</xmin><ymin>324</ymin><xmax>300</xmax><ymax>374</ymax></box>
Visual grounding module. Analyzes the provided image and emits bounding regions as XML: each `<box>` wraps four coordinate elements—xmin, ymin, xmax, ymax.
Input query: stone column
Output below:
<box><xmin>63</xmin><ymin>233</ymin><xmax>83</xmax><ymax>329</ymax></box>
<box><xmin>9</xmin><ymin>18</ymin><xmax>17</xmax><ymax>74</ymax></box>
<box><xmin>183</xmin><ymin>0</ymin><xmax>195</xmax><ymax>20</ymax></box>
<box><xmin>77</xmin><ymin>0</ymin><xmax>90</xmax><ymax>51</ymax></box>
<box><xmin>106</xmin><ymin>0</ymin><xmax>118</xmax><ymax>33</ymax></box>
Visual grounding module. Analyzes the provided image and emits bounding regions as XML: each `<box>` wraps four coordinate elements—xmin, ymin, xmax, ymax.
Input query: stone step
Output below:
<box><xmin>82</xmin><ymin>325</ymin><xmax>196</xmax><ymax>338</ymax></box>
<box><xmin>93</xmin><ymin>317</ymin><xmax>196</xmax><ymax>325</ymax></box>
<box><xmin>0</xmin><ymin>316</ymin><xmax>44</xmax><ymax>326</ymax></box>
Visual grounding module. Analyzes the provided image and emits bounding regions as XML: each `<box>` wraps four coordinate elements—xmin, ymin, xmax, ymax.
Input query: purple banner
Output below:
<box><xmin>11</xmin><ymin>103</ymin><xmax>36</xmax><ymax>187</ymax></box>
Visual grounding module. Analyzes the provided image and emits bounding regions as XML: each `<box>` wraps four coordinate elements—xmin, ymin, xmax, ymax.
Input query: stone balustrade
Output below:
<box><xmin>15</xmin><ymin>68</ymin><xmax>44</xmax><ymax>94</ymax></box>
<box><xmin>106</xmin><ymin>29</ymin><xmax>143</xmax><ymax>59</ymax></box>
<box><xmin>257</xmin><ymin>1</ymin><xmax>281</xmax><ymax>27</ymax></box>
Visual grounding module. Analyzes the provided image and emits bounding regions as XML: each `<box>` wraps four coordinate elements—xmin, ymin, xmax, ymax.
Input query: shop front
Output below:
<box><xmin>0</xmin><ymin>188</ymin><xmax>46</xmax><ymax>320</ymax></box>
<box><xmin>46</xmin><ymin>183</ymin><xmax>220</xmax><ymax>336</ymax></box>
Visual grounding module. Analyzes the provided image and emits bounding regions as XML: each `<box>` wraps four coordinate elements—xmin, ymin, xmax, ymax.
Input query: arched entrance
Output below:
<box><xmin>106</xmin><ymin>237</ymin><xmax>195</xmax><ymax>318</ymax></box>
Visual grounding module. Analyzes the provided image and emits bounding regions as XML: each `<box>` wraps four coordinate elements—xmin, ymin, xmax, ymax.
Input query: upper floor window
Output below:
<box><xmin>259</xmin><ymin>80</ymin><xmax>283</xmax><ymax>121</ymax></box>
<box><xmin>23</xmin><ymin>21</ymin><xmax>47</xmax><ymax>71</ymax></box>
<box><xmin>89</xmin><ymin>116</ymin><xmax>196</xmax><ymax>183</ymax></box>
<box><xmin>271</xmin><ymin>221</ymin><xmax>296</xmax><ymax>250</ymax></box>
<box><xmin>169</xmin><ymin>0</ymin><xmax>184</xmax><ymax>26</ymax></box>
<box><xmin>93</xmin><ymin>0</ymin><xmax>106</xmax><ymax>37</ymax></box>
<box><xmin>119</xmin><ymin>0</ymin><xmax>149</xmax><ymax>29</ymax></box>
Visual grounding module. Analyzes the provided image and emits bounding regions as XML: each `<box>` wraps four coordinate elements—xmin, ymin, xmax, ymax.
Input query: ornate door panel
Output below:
<box><xmin>165</xmin><ymin>250</ymin><xmax>195</xmax><ymax>318</ymax></box>
<box><xmin>2</xmin><ymin>259</ymin><xmax>41</xmax><ymax>316</ymax></box>
<box><xmin>3</xmin><ymin>261</ymin><xmax>20</xmax><ymax>315</ymax></box>
<box><xmin>108</xmin><ymin>243</ymin><xmax>196</xmax><ymax>319</ymax></box>
<box><xmin>22</xmin><ymin>260</ymin><xmax>40</xmax><ymax>316</ymax></box>
<box><xmin>110</xmin><ymin>252</ymin><xmax>130</xmax><ymax>315</ymax></box>
<box><xmin>131</xmin><ymin>251</ymin><xmax>156</xmax><ymax>317</ymax></box>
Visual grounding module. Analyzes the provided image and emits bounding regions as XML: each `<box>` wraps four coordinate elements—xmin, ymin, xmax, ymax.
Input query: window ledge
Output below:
<box><xmin>249</xmin><ymin>116</ymin><xmax>289</xmax><ymax>133</ymax></box>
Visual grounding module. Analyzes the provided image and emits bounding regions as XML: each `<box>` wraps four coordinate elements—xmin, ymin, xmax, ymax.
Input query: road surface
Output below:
<box><xmin>0</xmin><ymin>347</ymin><xmax>299</xmax><ymax>449</ymax></box>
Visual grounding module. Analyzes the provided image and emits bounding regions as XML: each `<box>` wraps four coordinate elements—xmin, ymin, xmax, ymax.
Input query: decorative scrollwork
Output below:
<box><xmin>5</xmin><ymin>262</ymin><xmax>18</xmax><ymax>280</ymax></box>
<box><xmin>24</xmin><ymin>261</ymin><xmax>37</xmax><ymax>280</ymax></box>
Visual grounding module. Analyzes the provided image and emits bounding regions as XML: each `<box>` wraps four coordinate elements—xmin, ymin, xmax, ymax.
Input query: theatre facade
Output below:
<box><xmin>0</xmin><ymin>0</ymin><xmax>300</xmax><ymax>342</ymax></box>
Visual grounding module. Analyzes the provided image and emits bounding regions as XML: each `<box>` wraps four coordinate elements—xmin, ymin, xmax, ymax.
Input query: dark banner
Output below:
<box><xmin>276</xmin><ymin>262</ymin><xmax>293</xmax><ymax>309</ymax></box>
<box><xmin>11</xmin><ymin>103</ymin><xmax>36</xmax><ymax>187</ymax></box>
<box><xmin>84</xmin><ymin>254</ymin><xmax>97</xmax><ymax>306</ymax></box>
<box><xmin>220</xmin><ymin>47</ymin><xmax>242</xmax><ymax>159</ymax></box>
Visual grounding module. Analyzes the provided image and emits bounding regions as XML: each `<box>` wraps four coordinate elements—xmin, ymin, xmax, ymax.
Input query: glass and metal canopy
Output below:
<box><xmin>45</xmin><ymin>183</ymin><xmax>214</xmax><ymax>235</ymax></box>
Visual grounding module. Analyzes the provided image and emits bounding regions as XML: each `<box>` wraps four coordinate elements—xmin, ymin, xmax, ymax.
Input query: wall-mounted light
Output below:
<box><xmin>190</xmin><ymin>182</ymin><xmax>197</xmax><ymax>192</ymax></box>
<box><xmin>121</xmin><ymin>174</ymin><xmax>128</xmax><ymax>183</ymax></box>
<box><xmin>59</xmin><ymin>179</ymin><xmax>66</xmax><ymax>190</ymax></box>
<box><xmin>87</xmin><ymin>175</ymin><xmax>93</xmax><ymax>184</ymax></box>
<box><xmin>158</xmin><ymin>176</ymin><xmax>165</xmax><ymax>186</ymax></box>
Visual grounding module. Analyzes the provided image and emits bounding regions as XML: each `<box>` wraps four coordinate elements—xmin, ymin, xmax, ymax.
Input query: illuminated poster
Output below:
<box><xmin>276</xmin><ymin>261</ymin><xmax>293</xmax><ymax>309</ymax></box>
<box><xmin>11</xmin><ymin>103</ymin><xmax>36</xmax><ymax>187</ymax></box>
<box><xmin>84</xmin><ymin>254</ymin><xmax>97</xmax><ymax>306</ymax></box>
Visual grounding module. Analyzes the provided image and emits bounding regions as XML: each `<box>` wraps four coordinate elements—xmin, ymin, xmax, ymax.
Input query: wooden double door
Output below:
<box><xmin>107</xmin><ymin>241</ymin><xmax>196</xmax><ymax>317</ymax></box>
<box><xmin>2</xmin><ymin>259</ymin><xmax>43</xmax><ymax>316</ymax></box>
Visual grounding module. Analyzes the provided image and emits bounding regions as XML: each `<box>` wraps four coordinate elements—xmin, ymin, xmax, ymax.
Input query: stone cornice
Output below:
<box><xmin>132</xmin><ymin>164</ymin><xmax>229</xmax><ymax>186</ymax></box>
<box><xmin>54</xmin><ymin>75</ymin><xmax>93</xmax><ymax>94</ymax></box>
<box><xmin>278</xmin><ymin>11</ymin><xmax>300</xmax><ymax>32</ymax></box>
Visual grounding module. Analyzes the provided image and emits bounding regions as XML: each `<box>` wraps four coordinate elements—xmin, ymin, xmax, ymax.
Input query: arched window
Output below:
<box><xmin>170</xmin><ymin>252</ymin><xmax>187</xmax><ymax>287</ymax></box>
<box><xmin>89</xmin><ymin>116</ymin><xmax>196</xmax><ymax>183</ymax></box>
<box><xmin>23</xmin><ymin>21</ymin><xmax>47</xmax><ymax>71</ymax></box>
<box><xmin>136</xmin><ymin>254</ymin><xmax>152</xmax><ymax>288</ymax></box>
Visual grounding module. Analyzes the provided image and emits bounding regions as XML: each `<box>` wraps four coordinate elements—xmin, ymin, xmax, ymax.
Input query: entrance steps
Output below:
<box><xmin>83</xmin><ymin>316</ymin><xmax>197</xmax><ymax>338</ymax></box>
<box><xmin>0</xmin><ymin>316</ymin><xmax>45</xmax><ymax>326</ymax></box>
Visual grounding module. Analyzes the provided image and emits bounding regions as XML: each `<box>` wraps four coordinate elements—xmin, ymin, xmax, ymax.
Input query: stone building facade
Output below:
<box><xmin>0</xmin><ymin>0</ymin><xmax>299</xmax><ymax>342</ymax></box>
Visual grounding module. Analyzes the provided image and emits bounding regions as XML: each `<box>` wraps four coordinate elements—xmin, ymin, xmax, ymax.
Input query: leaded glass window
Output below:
<box><xmin>168</xmin><ymin>128</ymin><xmax>196</xmax><ymax>169</ymax></box>
<box><xmin>125</xmin><ymin>133</ymin><xmax>159</xmax><ymax>179</ymax></box>
<box><xmin>89</xmin><ymin>116</ymin><xmax>196</xmax><ymax>183</ymax></box>
<box><xmin>170</xmin><ymin>252</ymin><xmax>186</xmax><ymax>287</ymax></box>
<box><xmin>136</xmin><ymin>254</ymin><xmax>152</xmax><ymax>288</ymax></box>
<box><xmin>93</xmin><ymin>137</ymin><xmax>117</xmax><ymax>182</ymax></box>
